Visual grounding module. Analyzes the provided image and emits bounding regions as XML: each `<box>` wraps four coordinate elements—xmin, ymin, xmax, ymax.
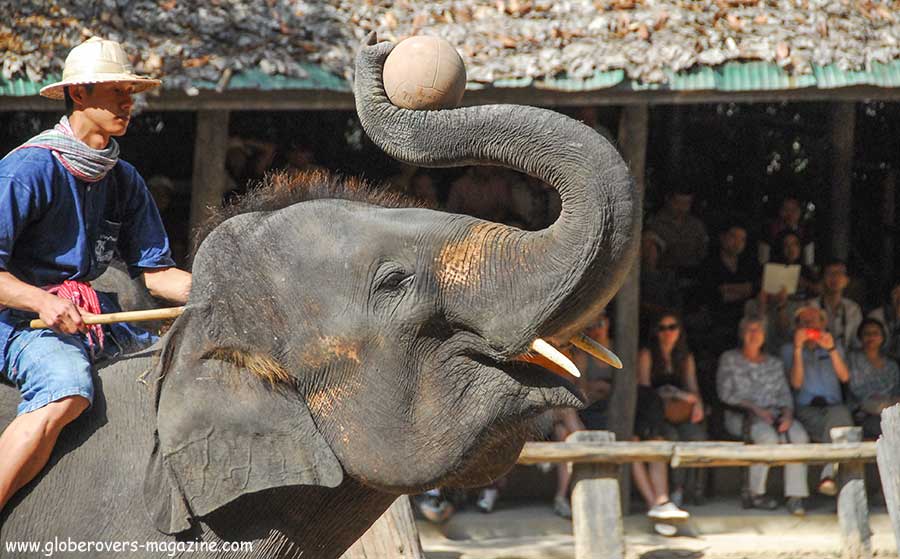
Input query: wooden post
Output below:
<box><xmin>569</xmin><ymin>430</ymin><xmax>624</xmax><ymax>559</ymax></box>
<box><xmin>829</xmin><ymin>102</ymin><xmax>856</xmax><ymax>262</ymax></box>
<box><xmin>189</xmin><ymin>110</ymin><xmax>231</xmax><ymax>240</ymax></box>
<box><xmin>831</xmin><ymin>426</ymin><xmax>872</xmax><ymax>559</ymax></box>
<box><xmin>877</xmin><ymin>404</ymin><xmax>900</xmax><ymax>551</ymax></box>
<box><xmin>341</xmin><ymin>496</ymin><xmax>424</xmax><ymax>559</ymax></box>
<box><xmin>610</xmin><ymin>103</ymin><xmax>648</xmax><ymax>511</ymax></box>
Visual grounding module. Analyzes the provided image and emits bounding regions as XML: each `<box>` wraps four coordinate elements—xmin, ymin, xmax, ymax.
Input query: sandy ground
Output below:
<box><xmin>417</xmin><ymin>497</ymin><xmax>897</xmax><ymax>559</ymax></box>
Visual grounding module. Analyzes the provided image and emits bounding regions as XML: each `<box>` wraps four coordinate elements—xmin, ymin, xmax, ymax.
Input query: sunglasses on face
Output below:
<box><xmin>657</xmin><ymin>323</ymin><xmax>679</xmax><ymax>332</ymax></box>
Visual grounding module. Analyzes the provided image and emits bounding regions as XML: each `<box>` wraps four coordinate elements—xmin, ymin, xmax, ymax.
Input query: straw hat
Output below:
<box><xmin>40</xmin><ymin>37</ymin><xmax>161</xmax><ymax>100</ymax></box>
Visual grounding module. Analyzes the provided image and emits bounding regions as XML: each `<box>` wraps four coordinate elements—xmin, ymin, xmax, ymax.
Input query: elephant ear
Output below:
<box><xmin>144</xmin><ymin>307</ymin><xmax>343</xmax><ymax>534</ymax></box>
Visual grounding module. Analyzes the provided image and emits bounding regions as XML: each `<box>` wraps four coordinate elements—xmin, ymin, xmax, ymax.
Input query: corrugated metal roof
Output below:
<box><xmin>3</xmin><ymin>60</ymin><xmax>900</xmax><ymax>100</ymax></box>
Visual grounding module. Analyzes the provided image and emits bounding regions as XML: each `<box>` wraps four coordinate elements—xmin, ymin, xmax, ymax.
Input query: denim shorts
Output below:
<box><xmin>2</xmin><ymin>322</ymin><xmax>157</xmax><ymax>416</ymax></box>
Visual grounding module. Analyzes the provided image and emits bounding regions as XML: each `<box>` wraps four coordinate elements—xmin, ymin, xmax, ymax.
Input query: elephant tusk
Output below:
<box><xmin>570</xmin><ymin>333</ymin><xmax>623</xmax><ymax>369</ymax></box>
<box><xmin>530</xmin><ymin>338</ymin><xmax>581</xmax><ymax>378</ymax></box>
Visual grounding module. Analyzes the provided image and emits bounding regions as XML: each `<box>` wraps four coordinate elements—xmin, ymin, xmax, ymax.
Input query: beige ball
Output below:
<box><xmin>383</xmin><ymin>35</ymin><xmax>466</xmax><ymax>110</ymax></box>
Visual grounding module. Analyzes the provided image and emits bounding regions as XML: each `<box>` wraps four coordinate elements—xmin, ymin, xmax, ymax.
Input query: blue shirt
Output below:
<box><xmin>0</xmin><ymin>147</ymin><xmax>175</xmax><ymax>354</ymax></box>
<box><xmin>780</xmin><ymin>341</ymin><xmax>846</xmax><ymax>406</ymax></box>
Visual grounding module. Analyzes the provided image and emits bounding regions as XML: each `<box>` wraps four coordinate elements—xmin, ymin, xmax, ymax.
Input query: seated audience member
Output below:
<box><xmin>749</xmin><ymin>231</ymin><xmax>821</xmax><ymax>352</ymax></box>
<box><xmin>639</xmin><ymin>230</ymin><xmax>683</xmax><ymax>322</ymax></box>
<box><xmin>759</xmin><ymin>196</ymin><xmax>814</xmax><ymax>265</ymax></box>
<box><xmin>639</xmin><ymin>310</ymin><xmax>706</xmax><ymax>508</ymax></box>
<box><xmin>701</xmin><ymin>223</ymin><xmax>760</xmax><ymax>355</ymax></box>
<box><xmin>772</xmin><ymin>231</ymin><xmax>820</xmax><ymax>299</ymax></box>
<box><xmin>847</xmin><ymin>318</ymin><xmax>900</xmax><ymax>439</ymax></box>
<box><xmin>809</xmin><ymin>260</ymin><xmax>862</xmax><ymax>351</ymax></box>
<box><xmin>781</xmin><ymin>306</ymin><xmax>853</xmax><ymax>496</ymax></box>
<box><xmin>646</xmin><ymin>188</ymin><xmax>709</xmax><ymax>278</ymax></box>
<box><xmin>868</xmin><ymin>283</ymin><xmax>900</xmax><ymax>362</ymax></box>
<box><xmin>717</xmin><ymin>315</ymin><xmax>809</xmax><ymax>515</ymax></box>
<box><xmin>446</xmin><ymin>166</ymin><xmax>512</xmax><ymax>222</ymax></box>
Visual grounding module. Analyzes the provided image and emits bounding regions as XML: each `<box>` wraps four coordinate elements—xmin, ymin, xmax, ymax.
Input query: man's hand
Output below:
<box><xmin>691</xmin><ymin>402</ymin><xmax>705</xmax><ymax>424</ymax></box>
<box><xmin>817</xmin><ymin>331</ymin><xmax>836</xmax><ymax>351</ymax></box>
<box><xmin>777</xmin><ymin>414</ymin><xmax>793</xmax><ymax>433</ymax></box>
<box><xmin>37</xmin><ymin>294</ymin><xmax>86</xmax><ymax>335</ymax></box>
<box><xmin>754</xmin><ymin>405</ymin><xmax>775</xmax><ymax>425</ymax></box>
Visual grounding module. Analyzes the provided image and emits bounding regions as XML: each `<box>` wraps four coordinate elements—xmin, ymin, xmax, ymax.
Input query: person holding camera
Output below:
<box><xmin>780</xmin><ymin>305</ymin><xmax>853</xmax><ymax>496</ymax></box>
<box><xmin>718</xmin><ymin>315</ymin><xmax>809</xmax><ymax>515</ymax></box>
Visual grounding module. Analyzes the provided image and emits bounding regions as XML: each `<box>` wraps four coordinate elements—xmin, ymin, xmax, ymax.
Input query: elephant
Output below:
<box><xmin>0</xmin><ymin>34</ymin><xmax>639</xmax><ymax>558</ymax></box>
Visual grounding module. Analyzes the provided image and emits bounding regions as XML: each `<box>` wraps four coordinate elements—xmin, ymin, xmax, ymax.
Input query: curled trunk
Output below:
<box><xmin>355</xmin><ymin>35</ymin><xmax>640</xmax><ymax>352</ymax></box>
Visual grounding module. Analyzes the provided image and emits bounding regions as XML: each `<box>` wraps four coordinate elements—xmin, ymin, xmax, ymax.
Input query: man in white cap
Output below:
<box><xmin>0</xmin><ymin>37</ymin><xmax>191</xmax><ymax>512</ymax></box>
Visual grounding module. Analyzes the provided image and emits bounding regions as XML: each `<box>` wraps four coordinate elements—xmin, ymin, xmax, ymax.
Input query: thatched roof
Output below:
<box><xmin>2</xmin><ymin>0</ymin><xmax>899</xmax><ymax>94</ymax></box>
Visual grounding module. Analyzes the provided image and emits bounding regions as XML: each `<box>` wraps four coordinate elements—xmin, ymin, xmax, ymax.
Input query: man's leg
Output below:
<box><xmin>0</xmin><ymin>396</ymin><xmax>88</xmax><ymax>511</ymax></box>
<box><xmin>0</xmin><ymin>328</ymin><xmax>94</xmax><ymax>513</ymax></box>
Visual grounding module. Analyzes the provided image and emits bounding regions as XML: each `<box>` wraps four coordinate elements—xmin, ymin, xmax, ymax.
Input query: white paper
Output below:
<box><xmin>762</xmin><ymin>263</ymin><xmax>801</xmax><ymax>295</ymax></box>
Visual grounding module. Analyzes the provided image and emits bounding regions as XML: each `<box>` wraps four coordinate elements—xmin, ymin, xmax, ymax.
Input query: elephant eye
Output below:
<box><xmin>377</xmin><ymin>269</ymin><xmax>414</xmax><ymax>292</ymax></box>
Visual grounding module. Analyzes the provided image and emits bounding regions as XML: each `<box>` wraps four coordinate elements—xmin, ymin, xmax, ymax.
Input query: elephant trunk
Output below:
<box><xmin>355</xmin><ymin>36</ymin><xmax>640</xmax><ymax>353</ymax></box>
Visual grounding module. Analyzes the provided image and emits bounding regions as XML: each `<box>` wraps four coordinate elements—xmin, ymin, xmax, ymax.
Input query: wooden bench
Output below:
<box><xmin>518</xmin><ymin>426</ymin><xmax>881</xmax><ymax>559</ymax></box>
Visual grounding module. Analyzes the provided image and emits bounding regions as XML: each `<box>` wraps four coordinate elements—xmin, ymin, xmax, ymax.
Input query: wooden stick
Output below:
<box><xmin>29</xmin><ymin>306</ymin><xmax>185</xmax><ymax>329</ymax></box>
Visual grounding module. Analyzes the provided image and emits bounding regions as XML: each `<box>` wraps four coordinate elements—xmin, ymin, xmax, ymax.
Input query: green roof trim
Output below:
<box><xmin>3</xmin><ymin>60</ymin><xmax>900</xmax><ymax>98</ymax></box>
<box><xmin>0</xmin><ymin>75</ymin><xmax>60</xmax><ymax>97</ymax></box>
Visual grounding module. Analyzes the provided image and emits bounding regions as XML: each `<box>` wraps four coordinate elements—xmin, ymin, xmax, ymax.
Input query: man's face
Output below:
<box><xmin>721</xmin><ymin>226</ymin><xmax>747</xmax><ymax>256</ymax></box>
<box><xmin>71</xmin><ymin>82</ymin><xmax>135</xmax><ymax>137</ymax></box>
<box><xmin>823</xmin><ymin>264</ymin><xmax>849</xmax><ymax>294</ymax></box>
<box><xmin>667</xmin><ymin>193</ymin><xmax>693</xmax><ymax>217</ymax></box>
<box><xmin>781</xmin><ymin>233</ymin><xmax>802</xmax><ymax>263</ymax></box>
<box><xmin>796</xmin><ymin>308</ymin><xmax>825</xmax><ymax>333</ymax></box>
<box><xmin>780</xmin><ymin>198</ymin><xmax>802</xmax><ymax>227</ymax></box>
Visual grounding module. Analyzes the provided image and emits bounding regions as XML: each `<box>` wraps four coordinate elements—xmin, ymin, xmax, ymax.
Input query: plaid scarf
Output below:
<box><xmin>9</xmin><ymin>116</ymin><xmax>119</xmax><ymax>182</ymax></box>
<box><xmin>45</xmin><ymin>280</ymin><xmax>105</xmax><ymax>353</ymax></box>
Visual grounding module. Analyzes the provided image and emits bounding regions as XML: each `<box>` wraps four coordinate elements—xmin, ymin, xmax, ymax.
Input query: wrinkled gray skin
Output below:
<box><xmin>91</xmin><ymin>259</ymin><xmax>165</xmax><ymax>332</ymax></box>
<box><xmin>0</xmin><ymin>34</ymin><xmax>638</xmax><ymax>558</ymax></box>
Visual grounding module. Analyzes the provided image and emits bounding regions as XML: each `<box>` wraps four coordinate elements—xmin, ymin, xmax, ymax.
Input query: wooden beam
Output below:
<box><xmin>876</xmin><ymin>404</ymin><xmax>900</xmax><ymax>552</ymax></box>
<box><xmin>3</xmin><ymin>86</ymin><xmax>900</xmax><ymax>112</ymax></box>
<box><xmin>188</xmin><ymin>110</ymin><xmax>231</xmax><ymax>240</ymax></box>
<box><xmin>518</xmin><ymin>440</ymin><xmax>878</xmax><ymax>467</ymax></box>
<box><xmin>829</xmin><ymin>102</ymin><xmax>856</xmax><ymax>261</ymax></box>
<box><xmin>831</xmin><ymin>427</ymin><xmax>872</xmax><ymax>559</ymax></box>
<box><xmin>569</xmin><ymin>431</ymin><xmax>624</xmax><ymax>559</ymax></box>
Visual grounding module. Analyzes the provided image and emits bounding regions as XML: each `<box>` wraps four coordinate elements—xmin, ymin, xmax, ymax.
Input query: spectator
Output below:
<box><xmin>760</xmin><ymin>196</ymin><xmax>814</xmax><ymax>265</ymax></box>
<box><xmin>225</xmin><ymin>134</ymin><xmax>276</xmax><ymax>197</ymax></box>
<box><xmin>638</xmin><ymin>310</ymin><xmax>706</xmax><ymax>508</ymax></box>
<box><xmin>868</xmin><ymin>283</ymin><xmax>900</xmax><ymax>362</ymax></box>
<box><xmin>639</xmin><ymin>230</ymin><xmax>683</xmax><ymax>323</ymax></box>
<box><xmin>283</xmin><ymin>141</ymin><xmax>325</xmax><ymax>175</ymax></box>
<box><xmin>701</xmin><ymin>223</ymin><xmax>759</xmax><ymax>355</ymax></box>
<box><xmin>809</xmin><ymin>260</ymin><xmax>863</xmax><ymax>351</ymax></box>
<box><xmin>772</xmin><ymin>231</ymin><xmax>820</xmax><ymax>299</ymax></box>
<box><xmin>847</xmin><ymin>318</ymin><xmax>900</xmax><ymax>439</ymax></box>
<box><xmin>781</xmin><ymin>306</ymin><xmax>853</xmax><ymax>496</ymax></box>
<box><xmin>646</xmin><ymin>188</ymin><xmax>709</xmax><ymax>277</ymax></box>
<box><xmin>446</xmin><ymin>166</ymin><xmax>512</xmax><ymax>222</ymax></box>
<box><xmin>717</xmin><ymin>315</ymin><xmax>809</xmax><ymax>515</ymax></box>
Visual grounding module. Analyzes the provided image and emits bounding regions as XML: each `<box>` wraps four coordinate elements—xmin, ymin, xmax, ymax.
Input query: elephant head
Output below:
<box><xmin>144</xmin><ymin>33</ymin><xmax>639</xmax><ymax>537</ymax></box>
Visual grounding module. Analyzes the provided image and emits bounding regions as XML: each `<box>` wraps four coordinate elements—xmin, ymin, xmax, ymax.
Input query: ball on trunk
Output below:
<box><xmin>383</xmin><ymin>36</ymin><xmax>466</xmax><ymax>110</ymax></box>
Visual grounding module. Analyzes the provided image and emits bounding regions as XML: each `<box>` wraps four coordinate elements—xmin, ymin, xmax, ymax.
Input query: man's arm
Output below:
<box><xmin>0</xmin><ymin>271</ymin><xmax>85</xmax><ymax>334</ymax></box>
<box><xmin>142</xmin><ymin>267</ymin><xmax>191</xmax><ymax>305</ymax></box>
<box><xmin>786</xmin><ymin>332</ymin><xmax>806</xmax><ymax>389</ymax></box>
<box><xmin>818</xmin><ymin>332</ymin><xmax>850</xmax><ymax>383</ymax></box>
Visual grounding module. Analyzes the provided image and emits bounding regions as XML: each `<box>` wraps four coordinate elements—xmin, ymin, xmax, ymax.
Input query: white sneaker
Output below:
<box><xmin>553</xmin><ymin>495</ymin><xmax>572</xmax><ymax>519</ymax></box>
<box><xmin>647</xmin><ymin>501</ymin><xmax>690</xmax><ymax>520</ymax></box>
<box><xmin>653</xmin><ymin>522</ymin><xmax>678</xmax><ymax>536</ymax></box>
<box><xmin>477</xmin><ymin>488</ymin><xmax>499</xmax><ymax>513</ymax></box>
